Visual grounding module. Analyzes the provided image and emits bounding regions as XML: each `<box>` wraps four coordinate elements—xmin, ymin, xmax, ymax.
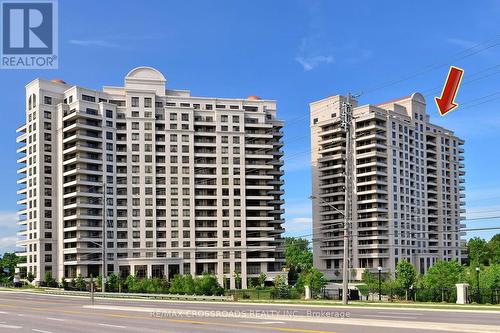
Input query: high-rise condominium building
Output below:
<box><xmin>310</xmin><ymin>93</ymin><xmax>465</xmax><ymax>280</ymax></box>
<box><xmin>16</xmin><ymin>66</ymin><xmax>285</xmax><ymax>288</ymax></box>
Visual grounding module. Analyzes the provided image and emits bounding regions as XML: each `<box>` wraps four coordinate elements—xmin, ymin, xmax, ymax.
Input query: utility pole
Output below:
<box><xmin>102</xmin><ymin>182</ymin><xmax>106</xmax><ymax>293</ymax></box>
<box><xmin>340</xmin><ymin>93</ymin><xmax>353</xmax><ymax>305</ymax></box>
<box><xmin>90</xmin><ymin>276</ymin><xmax>95</xmax><ymax>305</ymax></box>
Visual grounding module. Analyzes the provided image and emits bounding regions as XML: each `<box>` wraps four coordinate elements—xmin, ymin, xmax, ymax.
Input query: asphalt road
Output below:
<box><xmin>0</xmin><ymin>291</ymin><xmax>499</xmax><ymax>333</ymax></box>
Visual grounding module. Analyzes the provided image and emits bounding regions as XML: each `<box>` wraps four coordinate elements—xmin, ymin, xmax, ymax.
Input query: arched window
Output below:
<box><xmin>28</xmin><ymin>96</ymin><xmax>32</xmax><ymax>110</ymax></box>
<box><xmin>33</xmin><ymin>94</ymin><xmax>37</xmax><ymax>108</ymax></box>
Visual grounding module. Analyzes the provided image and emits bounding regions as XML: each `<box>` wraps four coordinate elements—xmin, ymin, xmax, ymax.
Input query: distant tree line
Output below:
<box><xmin>359</xmin><ymin>234</ymin><xmax>500</xmax><ymax>302</ymax></box>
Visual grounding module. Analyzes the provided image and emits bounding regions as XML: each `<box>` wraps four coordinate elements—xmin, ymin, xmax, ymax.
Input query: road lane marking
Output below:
<box><xmin>166</xmin><ymin>318</ymin><xmax>335</xmax><ymax>333</ymax></box>
<box><xmin>366</xmin><ymin>315</ymin><xmax>417</xmax><ymax>319</ymax></box>
<box><xmin>376</xmin><ymin>311</ymin><xmax>424</xmax><ymax>316</ymax></box>
<box><xmin>46</xmin><ymin>317</ymin><xmax>64</xmax><ymax>321</ymax></box>
<box><xmin>240</xmin><ymin>321</ymin><xmax>286</xmax><ymax>324</ymax></box>
<box><xmin>98</xmin><ymin>323</ymin><xmax>127</xmax><ymax>329</ymax></box>
<box><xmin>0</xmin><ymin>323</ymin><xmax>22</xmax><ymax>329</ymax></box>
<box><xmin>33</xmin><ymin>329</ymin><xmax>53</xmax><ymax>333</ymax></box>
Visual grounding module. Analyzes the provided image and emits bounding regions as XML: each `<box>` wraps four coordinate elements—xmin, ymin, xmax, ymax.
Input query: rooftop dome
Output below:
<box><xmin>51</xmin><ymin>79</ymin><xmax>66</xmax><ymax>84</ymax></box>
<box><xmin>125</xmin><ymin>66</ymin><xmax>166</xmax><ymax>82</ymax></box>
<box><xmin>247</xmin><ymin>95</ymin><xmax>261</xmax><ymax>100</ymax></box>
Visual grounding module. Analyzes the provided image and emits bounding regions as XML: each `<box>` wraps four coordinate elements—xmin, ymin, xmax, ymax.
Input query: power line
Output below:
<box><xmin>359</xmin><ymin>36</ymin><xmax>500</xmax><ymax>96</ymax></box>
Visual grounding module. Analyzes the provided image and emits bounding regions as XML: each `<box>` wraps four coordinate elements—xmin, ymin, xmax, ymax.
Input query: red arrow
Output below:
<box><xmin>435</xmin><ymin>66</ymin><xmax>464</xmax><ymax>116</ymax></box>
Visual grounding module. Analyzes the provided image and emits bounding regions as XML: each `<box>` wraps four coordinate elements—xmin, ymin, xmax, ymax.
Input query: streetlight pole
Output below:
<box><xmin>101</xmin><ymin>182</ymin><xmax>107</xmax><ymax>293</ymax></box>
<box><xmin>476</xmin><ymin>266</ymin><xmax>480</xmax><ymax>303</ymax></box>
<box><xmin>309</xmin><ymin>195</ymin><xmax>349</xmax><ymax>304</ymax></box>
<box><xmin>377</xmin><ymin>266</ymin><xmax>382</xmax><ymax>301</ymax></box>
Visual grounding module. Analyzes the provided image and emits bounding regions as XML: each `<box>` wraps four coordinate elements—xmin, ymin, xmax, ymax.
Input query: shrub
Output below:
<box><xmin>75</xmin><ymin>274</ymin><xmax>86</xmax><ymax>291</ymax></box>
<box><xmin>44</xmin><ymin>272</ymin><xmax>57</xmax><ymax>288</ymax></box>
<box><xmin>26</xmin><ymin>272</ymin><xmax>35</xmax><ymax>283</ymax></box>
<box><xmin>169</xmin><ymin>274</ymin><xmax>195</xmax><ymax>294</ymax></box>
<box><xmin>194</xmin><ymin>274</ymin><xmax>223</xmax><ymax>296</ymax></box>
<box><xmin>60</xmin><ymin>277</ymin><xmax>68</xmax><ymax>290</ymax></box>
<box><xmin>107</xmin><ymin>273</ymin><xmax>118</xmax><ymax>292</ymax></box>
<box><xmin>272</xmin><ymin>275</ymin><xmax>290</xmax><ymax>299</ymax></box>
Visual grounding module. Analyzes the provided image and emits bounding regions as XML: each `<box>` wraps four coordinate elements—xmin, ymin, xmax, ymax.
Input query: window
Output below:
<box><xmin>82</xmin><ymin>94</ymin><xmax>95</xmax><ymax>102</ymax></box>
<box><xmin>106</xmin><ymin>110</ymin><xmax>113</xmax><ymax>118</ymax></box>
<box><xmin>131</xmin><ymin>97</ymin><xmax>139</xmax><ymax>107</ymax></box>
<box><xmin>144</xmin><ymin>97</ymin><xmax>152</xmax><ymax>108</ymax></box>
<box><xmin>44</xmin><ymin>96</ymin><xmax>52</xmax><ymax>105</ymax></box>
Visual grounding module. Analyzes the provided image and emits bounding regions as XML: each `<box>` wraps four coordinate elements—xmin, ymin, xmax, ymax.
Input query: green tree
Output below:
<box><xmin>258</xmin><ymin>272</ymin><xmax>267</xmax><ymax>288</ymax></box>
<box><xmin>395</xmin><ymin>260</ymin><xmax>417</xmax><ymax>300</ymax></box>
<box><xmin>107</xmin><ymin>273</ymin><xmax>118</xmax><ymax>292</ymax></box>
<box><xmin>124</xmin><ymin>275</ymin><xmax>139</xmax><ymax>293</ymax></box>
<box><xmin>360</xmin><ymin>269</ymin><xmax>378</xmax><ymax>299</ymax></box>
<box><xmin>26</xmin><ymin>272</ymin><xmax>35</xmax><ymax>283</ymax></box>
<box><xmin>247</xmin><ymin>278</ymin><xmax>255</xmax><ymax>289</ymax></box>
<box><xmin>284</xmin><ymin>237</ymin><xmax>313</xmax><ymax>282</ymax></box>
<box><xmin>298</xmin><ymin>268</ymin><xmax>327</xmax><ymax>297</ymax></box>
<box><xmin>60</xmin><ymin>277</ymin><xmax>68</xmax><ymax>290</ymax></box>
<box><xmin>75</xmin><ymin>274</ymin><xmax>86</xmax><ymax>291</ymax></box>
<box><xmin>467</xmin><ymin>237</ymin><xmax>491</xmax><ymax>266</ymax></box>
<box><xmin>169</xmin><ymin>274</ymin><xmax>195</xmax><ymax>294</ymax></box>
<box><xmin>482</xmin><ymin>264</ymin><xmax>500</xmax><ymax>290</ymax></box>
<box><xmin>272</xmin><ymin>274</ymin><xmax>290</xmax><ymax>299</ymax></box>
<box><xmin>0</xmin><ymin>253</ymin><xmax>21</xmax><ymax>281</ymax></box>
<box><xmin>420</xmin><ymin>260</ymin><xmax>464</xmax><ymax>301</ymax></box>
<box><xmin>488</xmin><ymin>234</ymin><xmax>500</xmax><ymax>265</ymax></box>
<box><xmin>194</xmin><ymin>274</ymin><xmax>223</xmax><ymax>296</ymax></box>
<box><xmin>233</xmin><ymin>270</ymin><xmax>242</xmax><ymax>289</ymax></box>
<box><xmin>44</xmin><ymin>272</ymin><xmax>57</xmax><ymax>287</ymax></box>
<box><xmin>96</xmin><ymin>274</ymin><xmax>103</xmax><ymax>291</ymax></box>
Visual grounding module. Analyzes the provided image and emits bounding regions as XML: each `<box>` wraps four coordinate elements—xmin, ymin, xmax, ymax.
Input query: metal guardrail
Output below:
<box><xmin>44</xmin><ymin>289</ymin><xmax>234</xmax><ymax>301</ymax></box>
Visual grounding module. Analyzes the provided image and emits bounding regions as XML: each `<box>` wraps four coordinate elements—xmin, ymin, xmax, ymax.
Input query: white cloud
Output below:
<box><xmin>294</xmin><ymin>2</ymin><xmax>335</xmax><ymax>72</ymax></box>
<box><xmin>467</xmin><ymin>204</ymin><xmax>500</xmax><ymax>213</ymax></box>
<box><xmin>68</xmin><ymin>39</ymin><xmax>119</xmax><ymax>48</ymax></box>
<box><xmin>0</xmin><ymin>212</ymin><xmax>19</xmax><ymax>254</ymax></box>
<box><xmin>465</xmin><ymin>186</ymin><xmax>500</xmax><ymax>204</ymax></box>
<box><xmin>284</xmin><ymin>202</ymin><xmax>312</xmax><ymax>215</ymax></box>
<box><xmin>447</xmin><ymin>38</ymin><xmax>478</xmax><ymax>49</ymax></box>
<box><xmin>0</xmin><ymin>212</ymin><xmax>18</xmax><ymax>226</ymax></box>
<box><xmin>295</xmin><ymin>55</ymin><xmax>335</xmax><ymax>71</ymax></box>
<box><xmin>68</xmin><ymin>34</ymin><xmax>162</xmax><ymax>49</ymax></box>
<box><xmin>0</xmin><ymin>236</ymin><xmax>17</xmax><ymax>250</ymax></box>
<box><xmin>344</xmin><ymin>49</ymin><xmax>373</xmax><ymax>64</ymax></box>
<box><xmin>288</xmin><ymin>217</ymin><xmax>312</xmax><ymax>224</ymax></box>
<box><xmin>284</xmin><ymin>216</ymin><xmax>312</xmax><ymax>236</ymax></box>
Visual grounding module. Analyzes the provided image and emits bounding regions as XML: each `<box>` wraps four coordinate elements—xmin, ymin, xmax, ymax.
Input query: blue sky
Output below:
<box><xmin>1</xmin><ymin>0</ymin><xmax>500</xmax><ymax>253</ymax></box>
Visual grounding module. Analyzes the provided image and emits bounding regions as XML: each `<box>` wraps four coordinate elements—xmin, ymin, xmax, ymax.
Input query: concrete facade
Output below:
<box><xmin>310</xmin><ymin>93</ymin><xmax>465</xmax><ymax>280</ymax></box>
<box><xmin>16</xmin><ymin>67</ymin><xmax>285</xmax><ymax>288</ymax></box>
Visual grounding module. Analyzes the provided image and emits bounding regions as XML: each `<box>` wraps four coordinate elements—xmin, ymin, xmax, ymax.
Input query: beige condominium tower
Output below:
<box><xmin>16</xmin><ymin>66</ymin><xmax>285</xmax><ymax>288</ymax></box>
<box><xmin>310</xmin><ymin>93</ymin><xmax>465</xmax><ymax>280</ymax></box>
